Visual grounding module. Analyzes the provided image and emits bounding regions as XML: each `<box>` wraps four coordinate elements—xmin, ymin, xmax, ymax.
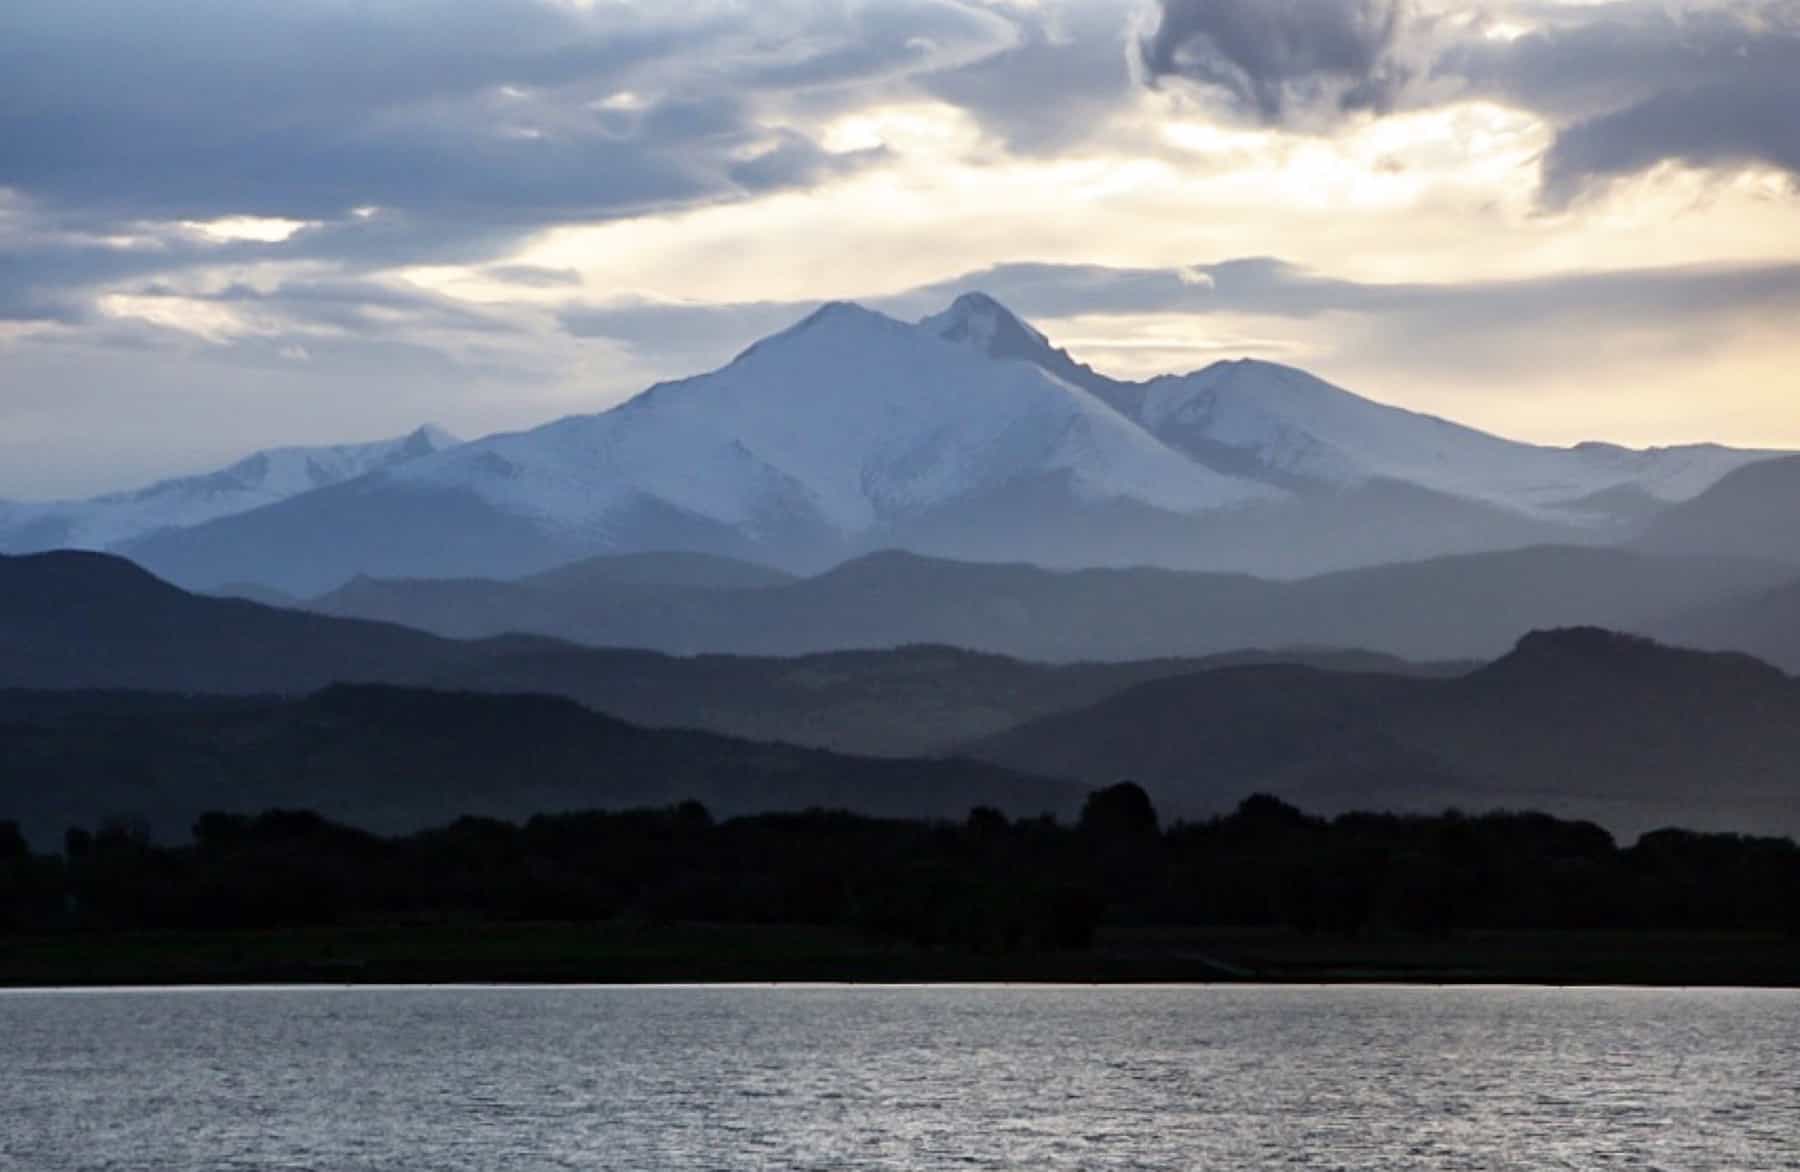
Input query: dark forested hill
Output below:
<box><xmin>0</xmin><ymin>550</ymin><xmax>509</xmax><ymax>692</ymax></box>
<box><xmin>445</xmin><ymin>642</ymin><xmax>1443</xmax><ymax>756</ymax></box>
<box><xmin>969</xmin><ymin>629</ymin><xmax>1800</xmax><ymax>841</ymax></box>
<box><xmin>0</xmin><ymin>685</ymin><xmax>1082</xmax><ymax>847</ymax></box>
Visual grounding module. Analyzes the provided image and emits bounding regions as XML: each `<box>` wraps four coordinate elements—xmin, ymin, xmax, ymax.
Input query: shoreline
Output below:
<box><xmin>5</xmin><ymin>980</ymin><xmax>1800</xmax><ymax>993</ymax></box>
<box><xmin>6</xmin><ymin>921</ymin><xmax>1797</xmax><ymax>991</ymax></box>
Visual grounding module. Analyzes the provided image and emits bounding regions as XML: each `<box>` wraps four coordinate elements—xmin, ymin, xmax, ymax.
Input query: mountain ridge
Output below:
<box><xmin>0</xmin><ymin>682</ymin><xmax>1085</xmax><ymax>847</ymax></box>
<box><xmin>0</xmin><ymin>424</ymin><xmax>459</xmax><ymax>554</ymax></box>
<box><xmin>19</xmin><ymin>293</ymin><xmax>1788</xmax><ymax>591</ymax></box>
<box><xmin>2</xmin><ymin>548</ymin><xmax>1456</xmax><ymax>757</ymax></box>
<box><xmin>302</xmin><ymin>543</ymin><xmax>1796</xmax><ymax>664</ymax></box>
<box><xmin>967</xmin><ymin>626</ymin><xmax>1800</xmax><ymax>840</ymax></box>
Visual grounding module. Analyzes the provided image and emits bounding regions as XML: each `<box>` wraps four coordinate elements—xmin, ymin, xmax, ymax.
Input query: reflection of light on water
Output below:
<box><xmin>1</xmin><ymin>986</ymin><xmax>1795</xmax><ymax>1169</ymax></box>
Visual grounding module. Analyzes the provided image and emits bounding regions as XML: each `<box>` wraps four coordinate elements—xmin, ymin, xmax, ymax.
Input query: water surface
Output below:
<box><xmin>2</xmin><ymin>985</ymin><xmax>1795</xmax><ymax>1169</ymax></box>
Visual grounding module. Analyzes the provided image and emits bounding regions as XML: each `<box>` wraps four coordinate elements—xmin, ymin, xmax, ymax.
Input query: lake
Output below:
<box><xmin>2</xmin><ymin>985</ymin><xmax>1795</xmax><ymax>1169</ymax></box>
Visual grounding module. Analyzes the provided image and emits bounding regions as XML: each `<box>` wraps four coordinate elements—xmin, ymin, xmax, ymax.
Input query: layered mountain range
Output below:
<box><xmin>295</xmin><ymin>545</ymin><xmax>1791</xmax><ymax>663</ymax></box>
<box><xmin>3</xmin><ymin>294</ymin><xmax>1777</xmax><ymax>594</ymax></box>
<box><xmin>4</xmin><ymin>551</ymin><xmax>1799</xmax><ymax>842</ymax></box>
<box><xmin>5</xmin><ymin>295</ymin><xmax>1797</xmax><ymax>845</ymax></box>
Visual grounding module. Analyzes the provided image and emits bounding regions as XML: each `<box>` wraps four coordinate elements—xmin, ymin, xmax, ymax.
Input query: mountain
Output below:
<box><xmin>521</xmin><ymin>551</ymin><xmax>794</xmax><ymax>592</ymax></box>
<box><xmin>0</xmin><ymin>425</ymin><xmax>458</xmax><ymax>554</ymax></box>
<box><xmin>309</xmin><ymin>545</ymin><xmax>1792</xmax><ymax>663</ymax></box>
<box><xmin>439</xmin><ymin>642</ymin><xmax>1447</xmax><ymax>757</ymax></box>
<box><xmin>1635</xmin><ymin>455</ymin><xmax>1800</xmax><ymax>565</ymax></box>
<box><xmin>968</xmin><ymin>629</ymin><xmax>1800</xmax><ymax>840</ymax></box>
<box><xmin>129</xmin><ymin>301</ymin><xmax>1275</xmax><ymax>593</ymax></box>
<box><xmin>0</xmin><ymin>549</ymin><xmax>506</xmax><ymax>694</ymax></box>
<box><xmin>11</xmin><ymin>551</ymin><xmax>1796</xmax><ymax>842</ymax></box>
<box><xmin>0</xmin><ymin>684</ymin><xmax>1083</xmax><ymax>847</ymax></box>
<box><xmin>208</xmin><ymin>581</ymin><xmax>301</xmax><ymax>607</ymax></box>
<box><xmin>122</xmin><ymin>295</ymin><xmax>1779</xmax><ymax>593</ymax></box>
<box><xmin>1650</xmin><ymin>578</ymin><xmax>1800</xmax><ymax>672</ymax></box>
<box><xmin>924</xmin><ymin>293</ymin><xmax>1774</xmax><ymax>516</ymax></box>
<box><xmin>3</xmin><ymin>550</ymin><xmax>1442</xmax><ymax>757</ymax></box>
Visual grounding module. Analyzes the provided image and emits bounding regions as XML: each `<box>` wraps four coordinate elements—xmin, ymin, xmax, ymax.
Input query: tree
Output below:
<box><xmin>0</xmin><ymin>821</ymin><xmax>26</xmax><ymax>863</ymax></box>
<box><xmin>1079</xmin><ymin>781</ymin><xmax>1159</xmax><ymax>839</ymax></box>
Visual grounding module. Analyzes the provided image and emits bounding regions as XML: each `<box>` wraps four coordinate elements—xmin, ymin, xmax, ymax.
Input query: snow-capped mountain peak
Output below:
<box><xmin>919</xmin><ymin>291</ymin><xmax>1128</xmax><ymax>404</ymax></box>
<box><xmin>102</xmin><ymin>294</ymin><xmax>1792</xmax><ymax>594</ymax></box>
<box><xmin>1127</xmin><ymin>357</ymin><xmax>1775</xmax><ymax>512</ymax></box>
<box><xmin>397</xmin><ymin>295</ymin><xmax>1281</xmax><ymax>549</ymax></box>
<box><xmin>390</xmin><ymin>294</ymin><xmax>1779</xmax><ymax>547</ymax></box>
<box><xmin>150</xmin><ymin>424</ymin><xmax>461</xmax><ymax>503</ymax></box>
<box><xmin>403</xmin><ymin>423</ymin><xmax>461</xmax><ymax>455</ymax></box>
<box><xmin>922</xmin><ymin>291</ymin><xmax>1052</xmax><ymax>356</ymax></box>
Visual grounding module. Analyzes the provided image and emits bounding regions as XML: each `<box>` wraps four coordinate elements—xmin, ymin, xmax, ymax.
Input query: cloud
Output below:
<box><xmin>483</xmin><ymin>265</ymin><xmax>584</xmax><ymax>290</ymax></box>
<box><xmin>1449</xmin><ymin>3</ymin><xmax>1800</xmax><ymax>200</ymax></box>
<box><xmin>551</xmin><ymin>254</ymin><xmax>1800</xmax><ymax>385</ymax></box>
<box><xmin>0</xmin><ymin>0</ymin><xmax>1021</xmax><ymax>339</ymax></box>
<box><xmin>1135</xmin><ymin>0</ymin><xmax>1424</xmax><ymax>126</ymax></box>
<box><xmin>1</xmin><ymin>3</ymin><xmax>692</xmax><ymax>223</ymax></box>
<box><xmin>206</xmin><ymin>279</ymin><xmax>526</xmax><ymax>338</ymax></box>
<box><xmin>726</xmin><ymin>132</ymin><xmax>891</xmax><ymax>191</ymax></box>
<box><xmin>887</xmin><ymin>256</ymin><xmax>1800</xmax><ymax>347</ymax></box>
<box><xmin>9</xmin><ymin>249</ymin><xmax>1800</xmax><ymax>496</ymax></box>
<box><xmin>559</xmin><ymin>297</ymin><xmax>821</xmax><ymax>369</ymax></box>
<box><xmin>6</xmin><ymin>0</ymin><xmax>1800</xmax><ymax>494</ymax></box>
<box><xmin>1130</xmin><ymin>0</ymin><xmax>1800</xmax><ymax>198</ymax></box>
<box><xmin>1543</xmin><ymin>80</ymin><xmax>1800</xmax><ymax>204</ymax></box>
<box><xmin>0</xmin><ymin>1</ymin><xmax>1006</xmax><ymax>249</ymax></box>
<box><xmin>920</xmin><ymin>1</ymin><xmax>1142</xmax><ymax>153</ymax></box>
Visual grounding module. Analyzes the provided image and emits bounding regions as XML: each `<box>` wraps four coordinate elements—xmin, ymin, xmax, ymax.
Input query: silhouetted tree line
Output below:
<box><xmin>3</xmin><ymin>787</ymin><xmax>1798</xmax><ymax>948</ymax></box>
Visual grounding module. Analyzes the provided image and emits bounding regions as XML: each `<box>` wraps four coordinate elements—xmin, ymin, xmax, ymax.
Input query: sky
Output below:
<box><xmin>2</xmin><ymin>0</ymin><xmax>1798</xmax><ymax>497</ymax></box>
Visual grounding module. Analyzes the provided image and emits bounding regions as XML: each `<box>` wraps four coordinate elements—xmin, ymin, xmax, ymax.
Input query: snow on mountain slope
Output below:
<box><xmin>0</xmin><ymin>425</ymin><xmax>459</xmax><ymax>553</ymax></box>
<box><xmin>1135</xmin><ymin>361</ymin><xmax>1775</xmax><ymax>515</ymax></box>
<box><xmin>1561</xmin><ymin>441</ymin><xmax>1778</xmax><ymax>504</ymax></box>
<box><xmin>924</xmin><ymin>292</ymin><xmax>1129</xmax><ymax>404</ymax></box>
<box><xmin>922</xmin><ymin>293</ymin><xmax>1775</xmax><ymax>516</ymax></box>
<box><xmin>116</xmin><ymin>293</ymin><xmax>1789</xmax><ymax>593</ymax></box>
<box><xmin>392</xmin><ymin>301</ymin><xmax>1279</xmax><ymax>541</ymax></box>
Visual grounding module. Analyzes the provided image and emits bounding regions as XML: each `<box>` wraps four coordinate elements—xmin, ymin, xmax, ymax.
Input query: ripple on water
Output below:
<box><xmin>0</xmin><ymin>985</ymin><xmax>1796</xmax><ymax>1170</ymax></box>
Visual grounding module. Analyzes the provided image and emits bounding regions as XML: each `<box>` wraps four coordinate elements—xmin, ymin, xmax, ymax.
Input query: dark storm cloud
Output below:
<box><xmin>0</xmin><ymin>236</ymin><xmax>219</xmax><ymax>324</ymax></box>
<box><xmin>1447</xmin><ymin>5</ymin><xmax>1800</xmax><ymax>202</ymax></box>
<box><xmin>0</xmin><ymin>0</ymin><xmax>1013</xmax><ymax>336</ymax></box>
<box><xmin>1543</xmin><ymin>80</ymin><xmax>1800</xmax><ymax>204</ymax></box>
<box><xmin>0</xmin><ymin>0</ymin><xmax>1009</xmax><ymax>224</ymax></box>
<box><xmin>1129</xmin><ymin>0</ymin><xmax>1800</xmax><ymax>198</ymax></box>
<box><xmin>1135</xmin><ymin>0</ymin><xmax>1420</xmax><ymax>124</ymax></box>
<box><xmin>0</xmin><ymin>2</ymin><xmax>698</xmax><ymax>223</ymax></box>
